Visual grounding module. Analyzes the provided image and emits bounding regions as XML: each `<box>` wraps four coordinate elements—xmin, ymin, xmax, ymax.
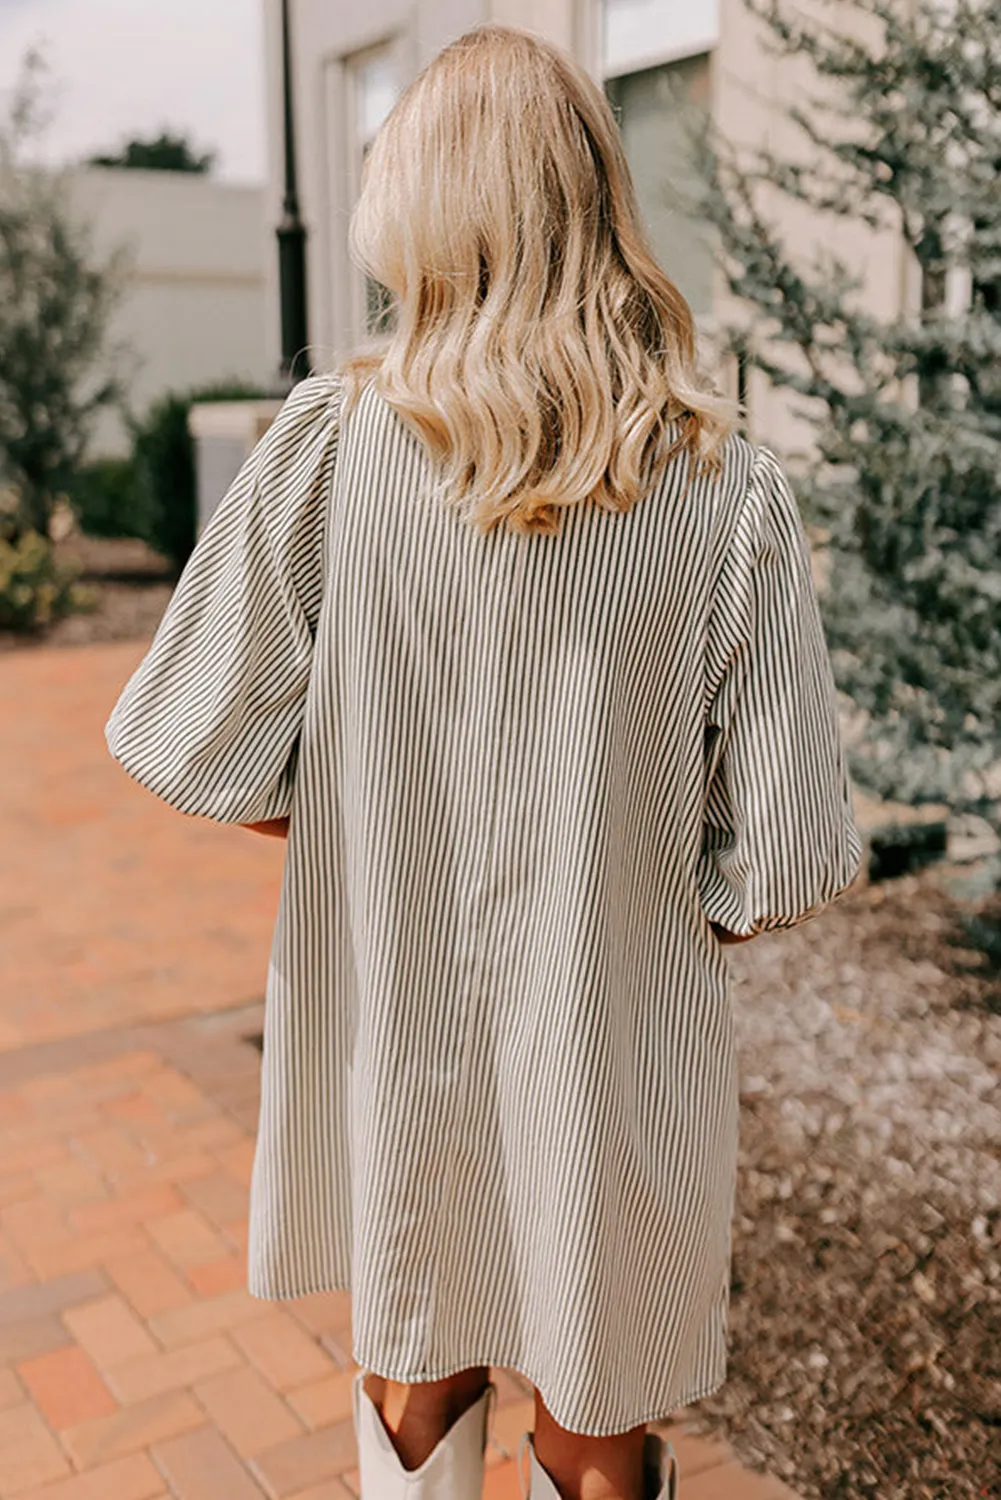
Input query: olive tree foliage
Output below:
<box><xmin>698</xmin><ymin>0</ymin><xmax>1001</xmax><ymax>862</ymax></box>
<box><xmin>0</xmin><ymin>51</ymin><xmax>127</xmax><ymax>541</ymax></box>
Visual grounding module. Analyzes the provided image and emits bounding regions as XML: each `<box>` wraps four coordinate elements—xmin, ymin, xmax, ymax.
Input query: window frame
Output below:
<box><xmin>343</xmin><ymin>36</ymin><xmax>401</xmax><ymax>341</ymax></box>
<box><xmin>597</xmin><ymin>0</ymin><xmax>720</xmax><ymax>81</ymax></box>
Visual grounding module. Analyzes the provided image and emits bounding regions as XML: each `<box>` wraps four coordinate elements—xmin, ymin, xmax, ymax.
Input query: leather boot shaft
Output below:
<box><xmin>352</xmin><ymin>1372</ymin><xmax>495</xmax><ymax>1499</ymax></box>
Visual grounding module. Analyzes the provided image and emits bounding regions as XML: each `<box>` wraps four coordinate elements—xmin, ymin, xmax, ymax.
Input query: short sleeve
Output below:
<box><xmin>105</xmin><ymin>373</ymin><xmax>342</xmax><ymax>823</ymax></box>
<box><xmin>698</xmin><ymin>445</ymin><xmax>863</xmax><ymax>936</ymax></box>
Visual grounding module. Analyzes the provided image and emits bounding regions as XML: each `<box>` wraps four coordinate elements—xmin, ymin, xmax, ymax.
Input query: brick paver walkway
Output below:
<box><xmin>0</xmin><ymin>642</ymin><xmax>799</xmax><ymax>1500</ymax></box>
<box><xmin>1</xmin><ymin>644</ymin><xmax>283</xmax><ymax>1052</ymax></box>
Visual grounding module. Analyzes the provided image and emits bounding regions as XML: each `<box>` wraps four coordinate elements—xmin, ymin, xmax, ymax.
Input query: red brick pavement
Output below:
<box><xmin>1</xmin><ymin>644</ymin><xmax>283</xmax><ymax>1052</ymax></box>
<box><xmin>0</xmin><ymin>641</ymin><xmax>800</xmax><ymax>1499</ymax></box>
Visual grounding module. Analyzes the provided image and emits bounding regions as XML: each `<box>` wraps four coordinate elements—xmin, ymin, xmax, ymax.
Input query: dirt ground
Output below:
<box><xmin>0</xmin><ymin>535</ymin><xmax>175</xmax><ymax>653</ymax></box>
<box><xmin>4</xmin><ymin>542</ymin><xmax>1000</xmax><ymax>1499</ymax></box>
<box><xmin>697</xmin><ymin>874</ymin><xmax>1000</xmax><ymax>1500</ymax></box>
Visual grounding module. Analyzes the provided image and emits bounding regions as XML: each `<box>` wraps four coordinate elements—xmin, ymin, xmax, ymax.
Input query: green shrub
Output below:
<box><xmin>0</xmin><ymin>530</ymin><xmax>94</xmax><ymax>631</ymax></box>
<box><xmin>132</xmin><ymin>380</ymin><xmax>268</xmax><ymax>572</ymax></box>
<box><xmin>132</xmin><ymin>393</ymin><xmax>194</xmax><ymax>571</ymax></box>
<box><xmin>68</xmin><ymin>456</ymin><xmax>148</xmax><ymax>540</ymax></box>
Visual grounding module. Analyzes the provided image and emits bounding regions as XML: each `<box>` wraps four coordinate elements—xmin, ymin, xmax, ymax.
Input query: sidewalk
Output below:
<box><xmin>0</xmin><ymin>642</ymin><xmax>800</xmax><ymax>1500</ymax></box>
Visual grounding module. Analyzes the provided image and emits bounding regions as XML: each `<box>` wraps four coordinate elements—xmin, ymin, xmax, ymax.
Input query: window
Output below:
<box><xmin>603</xmin><ymin>0</ymin><xmax>719</xmax><ymax>77</ymax></box>
<box><xmin>347</xmin><ymin>43</ymin><xmax>399</xmax><ymax>336</ymax></box>
<box><xmin>354</xmin><ymin>48</ymin><xmax>397</xmax><ymax>144</ymax></box>
<box><xmin>601</xmin><ymin>3</ymin><xmax>718</xmax><ymax>320</ymax></box>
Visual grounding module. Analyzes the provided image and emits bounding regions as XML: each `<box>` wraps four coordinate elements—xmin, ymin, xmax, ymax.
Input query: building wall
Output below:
<box><xmin>262</xmin><ymin>0</ymin><xmax>592</xmax><ymax>372</ymax></box>
<box><xmin>712</xmin><ymin>0</ymin><xmax>916</xmax><ymax>454</ymax></box>
<box><xmin>262</xmin><ymin>0</ymin><xmax>485</xmax><ymax>376</ymax></box>
<box><xmin>263</xmin><ymin>0</ymin><xmax>915</xmax><ymax>454</ymax></box>
<box><xmin>67</xmin><ymin>167</ymin><xmax>269</xmax><ymax>459</ymax></box>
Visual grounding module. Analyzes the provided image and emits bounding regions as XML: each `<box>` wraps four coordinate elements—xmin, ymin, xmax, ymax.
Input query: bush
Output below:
<box><xmin>132</xmin><ymin>380</ymin><xmax>268</xmax><ymax>572</ymax></box>
<box><xmin>132</xmin><ymin>393</ymin><xmax>195</xmax><ymax>571</ymax></box>
<box><xmin>68</xmin><ymin>456</ymin><xmax>148</xmax><ymax>540</ymax></box>
<box><xmin>0</xmin><ymin>529</ymin><xmax>93</xmax><ymax>631</ymax></box>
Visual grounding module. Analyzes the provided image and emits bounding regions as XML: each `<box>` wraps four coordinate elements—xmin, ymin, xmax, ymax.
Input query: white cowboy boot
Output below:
<box><xmin>352</xmin><ymin>1371</ymin><xmax>496</xmax><ymax>1500</ymax></box>
<box><xmin>516</xmin><ymin>1428</ymin><xmax>678</xmax><ymax>1500</ymax></box>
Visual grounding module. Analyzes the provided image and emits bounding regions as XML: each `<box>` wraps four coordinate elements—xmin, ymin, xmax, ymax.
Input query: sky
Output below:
<box><xmin>0</xmin><ymin>0</ymin><xmax>266</xmax><ymax>182</ymax></box>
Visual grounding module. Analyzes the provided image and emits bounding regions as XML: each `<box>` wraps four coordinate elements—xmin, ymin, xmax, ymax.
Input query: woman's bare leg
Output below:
<box><xmin>362</xmin><ymin>1367</ymin><xmax>646</xmax><ymax>1499</ymax></box>
<box><xmin>533</xmin><ymin>1385</ymin><xmax>647</xmax><ymax>1500</ymax></box>
<box><xmin>362</xmin><ymin>1365</ymin><xmax>490</xmax><ymax>1471</ymax></box>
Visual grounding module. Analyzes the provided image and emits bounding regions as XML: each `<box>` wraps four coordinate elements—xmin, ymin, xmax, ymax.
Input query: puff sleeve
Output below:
<box><xmin>105</xmin><ymin>373</ymin><xmax>342</xmax><ymax>824</ymax></box>
<box><xmin>698</xmin><ymin>445</ymin><xmax>863</xmax><ymax>936</ymax></box>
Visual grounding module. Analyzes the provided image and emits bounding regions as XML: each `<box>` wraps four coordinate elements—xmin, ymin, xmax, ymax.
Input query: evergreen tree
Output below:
<box><xmin>699</xmin><ymin>0</ymin><xmax>1001</xmax><ymax>878</ymax></box>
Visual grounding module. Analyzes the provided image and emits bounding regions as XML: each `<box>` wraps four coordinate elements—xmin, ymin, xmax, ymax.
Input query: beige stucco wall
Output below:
<box><xmin>67</xmin><ymin>167</ymin><xmax>269</xmax><ymax>459</ymax></box>
<box><xmin>489</xmin><ymin>0</ymin><xmax>576</xmax><ymax>49</ymax></box>
<box><xmin>264</xmin><ymin>0</ymin><xmax>916</xmax><ymax>460</ymax></box>
<box><xmin>712</xmin><ymin>0</ymin><xmax>917</xmax><ymax>455</ymax></box>
<box><xmin>261</xmin><ymin>0</ymin><xmax>597</xmax><ymax>370</ymax></box>
<box><xmin>261</xmin><ymin>0</ymin><xmax>488</xmax><ymax>374</ymax></box>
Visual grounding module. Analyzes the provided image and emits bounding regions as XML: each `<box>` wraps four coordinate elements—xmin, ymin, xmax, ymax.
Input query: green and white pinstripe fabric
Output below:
<box><xmin>107</xmin><ymin>372</ymin><xmax>861</xmax><ymax>1436</ymax></box>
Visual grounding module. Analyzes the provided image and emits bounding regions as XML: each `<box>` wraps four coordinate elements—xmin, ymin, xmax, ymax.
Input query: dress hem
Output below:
<box><xmin>247</xmin><ymin>1272</ymin><xmax>727</xmax><ymax>1437</ymax></box>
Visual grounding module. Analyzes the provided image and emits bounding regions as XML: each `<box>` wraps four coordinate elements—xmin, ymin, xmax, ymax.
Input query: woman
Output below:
<box><xmin>106</xmin><ymin>24</ymin><xmax>861</xmax><ymax>1500</ymax></box>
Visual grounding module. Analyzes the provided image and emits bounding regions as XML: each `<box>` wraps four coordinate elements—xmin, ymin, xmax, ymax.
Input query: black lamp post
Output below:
<box><xmin>277</xmin><ymin>0</ymin><xmax>309</xmax><ymax>384</ymax></box>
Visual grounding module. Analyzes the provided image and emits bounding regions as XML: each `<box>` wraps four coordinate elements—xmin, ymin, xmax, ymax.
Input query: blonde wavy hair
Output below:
<box><xmin>340</xmin><ymin>24</ymin><xmax>733</xmax><ymax>536</ymax></box>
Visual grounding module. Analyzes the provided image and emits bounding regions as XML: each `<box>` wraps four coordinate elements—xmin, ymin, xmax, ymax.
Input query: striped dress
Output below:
<box><xmin>106</xmin><ymin>371</ymin><xmax>861</xmax><ymax>1436</ymax></box>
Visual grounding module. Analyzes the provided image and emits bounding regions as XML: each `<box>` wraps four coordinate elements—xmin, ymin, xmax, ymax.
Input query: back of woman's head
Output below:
<box><xmin>343</xmin><ymin>24</ymin><xmax>733</xmax><ymax>536</ymax></box>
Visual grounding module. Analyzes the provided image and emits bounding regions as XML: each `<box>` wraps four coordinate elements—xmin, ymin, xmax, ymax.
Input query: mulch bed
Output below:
<box><xmin>0</xmin><ymin>535</ymin><xmax>175</xmax><ymax>652</ymax></box>
<box><xmin>692</xmin><ymin>873</ymin><xmax>1000</xmax><ymax>1499</ymax></box>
